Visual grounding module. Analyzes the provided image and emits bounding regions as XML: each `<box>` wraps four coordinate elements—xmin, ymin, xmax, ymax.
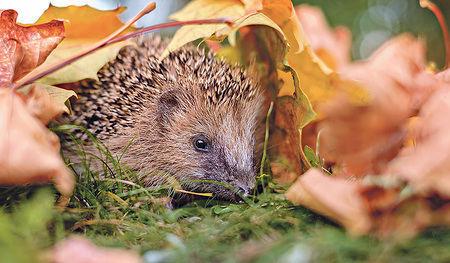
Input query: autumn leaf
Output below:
<box><xmin>285</xmin><ymin>29</ymin><xmax>450</xmax><ymax>236</ymax></box>
<box><xmin>160</xmin><ymin>0</ymin><xmax>245</xmax><ymax>59</ymax></box>
<box><xmin>0</xmin><ymin>89</ymin><xmax>73</xmax><ymax>195</ymax></box>
<box><xmin>0</xmin><ymin>9</ymin><xmax>65</xmax><ymax>86</ymax></box>
<box><xmin>272</xmin><ymin>69</ymin><xmax>315</xmax><ymax>176</ymax></box>
<box><xmin>295</xmin><ymin>4</ymin><xmax>352</xmax><ymax>71</ymax></box>
<box><xmin>318</xmin><ymin>35</ymin><xmax>438</xmax><ymax>175</ymax></box>
<box><xmin>387</xmin><ymin>76</ymin><xmax>450</xmax><ymax>197</ymax></box>
<box><xmin>18</xmin><ymin>83</ymin><xmax>77</xmax><ymax>122</ymax></box>
<box><xmin>52</xmin><ymin>237</ymin><xmax>143</xmax><ymax>263</ymax></box>
<box><xmin>286</xmin><ymin>168</ymin><xmax>372</xmax><ymax>235</ymax></box>
<box><xmin>33</xmin><ymin>5</ymin><xmax>135</xmax><ymax>85</ymax></box>
<box><xmin>36</xmin><ymin>5</ymin><xmax>129</xmax><ymax>41</ymax></box>
<box><xmin>262</xmin><ymin>0</ymin><xmax>335</xmax><ymax>107</ymax></box>
<box><xmin>0</xmin><ymin>8</ymin><xmax>75</xmax><ymax>196</ymax></box>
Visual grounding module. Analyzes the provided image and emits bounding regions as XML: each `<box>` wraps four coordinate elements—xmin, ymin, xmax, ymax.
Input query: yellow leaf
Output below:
<box><xmin>32</xmin><ymin>5</ymin><xmax>135</xmax><ymax>84</ymax></box>
<box><xmin>160</xmin><ymin>0</ymin><xmax>245</xmax><ymax>59</ymax></box>
<box><xmin>36</xmin><ymin>41</ymin><xmax>133</xmax><ymax>84</ymax></box>
<box><xmin>18</xmin><ymin>83</ymin><xmax>77</xmax><ymax>115</ymax></box>
<box><xmin>259</xmin><ymin>0</ymin><xmax>336</xmax><ymax>118</ymax></box>
<box><xmin>206</xmin><ymin>12</ymin><xmax>284</xmax><ymax>46</ymax></box>
<box><xmin>261</xmin><ymin>0</ymin><xmax>307</xmax><ymax>54</ymax></box>
<box><xmin>35</xmin><ymin>5</ymin><xmax>129</xmax><ymax>41</ymax></box>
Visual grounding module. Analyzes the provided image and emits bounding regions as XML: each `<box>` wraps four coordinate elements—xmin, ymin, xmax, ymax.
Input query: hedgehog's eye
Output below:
<box><xmin>194</xmin><ymin>137</ymin><xmax>210</xmax><ymax>152</ymax></box>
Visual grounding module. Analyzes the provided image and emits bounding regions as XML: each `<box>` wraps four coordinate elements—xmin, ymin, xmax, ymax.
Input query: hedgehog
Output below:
<box><xmin>68</xmin><ymin>34</ymin><xmax>265</xmax><ymax>202</ymax></box>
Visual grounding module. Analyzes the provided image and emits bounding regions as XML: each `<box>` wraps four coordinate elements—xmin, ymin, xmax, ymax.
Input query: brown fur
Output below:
<box><xmin>69</xmin><ymin>35</ymin><xmax>265</xmax><ymax>202</ymax></box>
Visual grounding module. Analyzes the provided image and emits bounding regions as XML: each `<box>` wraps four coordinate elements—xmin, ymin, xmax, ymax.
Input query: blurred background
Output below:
<box><xmin>2</xmin><ymin>0</ymin><xmax>449</xmax><ymax>68</ymax></box>
<box><xmin>294</xmin><ymin>0</ymin><xmax>449</xmax><ymax>68</ymax></box>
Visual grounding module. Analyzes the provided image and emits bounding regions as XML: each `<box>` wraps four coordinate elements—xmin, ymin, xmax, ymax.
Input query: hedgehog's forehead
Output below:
<box><xmin>176</xmin><ymin>75</ymin><xmax>260</xmax><ymax>106</ymax></box>
<box><xmin>185</xmin><ymin>94</ymin><xmax>260</xmax><ymax>139</ymax></box>
<box><xmin>168</xmin><ymin>48</ymin><xmax>260</xmax><ymax>104</ymax></box>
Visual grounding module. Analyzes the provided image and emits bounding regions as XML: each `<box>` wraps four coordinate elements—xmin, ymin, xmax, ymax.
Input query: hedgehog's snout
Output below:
<box><xmin>235</xmin><ymin>184</ymin><xmax>254</xmax><ymax>203</ymax></box>
<box><xmin>238</xmin><ymin>185</ymin><xmax>251</xmax><ymax>197</ymax></box>
<box><xmin>229</xmin><ymin>169</ymin><xmax>256</xmax><ymax>202</ymax></box>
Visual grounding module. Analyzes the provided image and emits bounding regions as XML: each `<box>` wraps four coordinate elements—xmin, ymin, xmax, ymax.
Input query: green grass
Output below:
<box><xmin>0</xmin><ymin>126</ymin><xmax>449</xmax><ymax>263</ymax></box>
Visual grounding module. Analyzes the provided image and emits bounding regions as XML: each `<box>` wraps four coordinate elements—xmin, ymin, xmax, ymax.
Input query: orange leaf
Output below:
<box><xmin>295</xmin><ymin>4</ymin><xmax>352</xmax><ymax>70</ymax></box>
<box><xmin>240</xmin><ymin>0</ymin><xmax>263</xmax><ymax>14</ymax></box>
<box><xmin>0</xmin><ymin>9</ymin><xmax>65</xmax><ymax>86</ymax></box>
<box><xmin>261</xmin><ymin>0</ymin><xmax>305</xmax><ymax>54</ymax></box>
<box><xmin>261</xmin><ymin>0</ymin><xmax>339</xmax><ymax>120</ymax></box>
<box><xmin>388</xmin><ymin>76</ymin><xmax>450</xmax><ymax>197</ymax></box>
<box><xmin>0</xmin><ymin>89</ymin><xmax>73</xmax><ymax>196</ymax></box>
<box><xmin>318</xmin><ymin>35</ymin><xmax>438</xmax><ymax>175</ymax></box>
<box><xmin>285</xmin><ymin>168</ymin><xmax>372</xmax><ymax>235</ymax></box>
<box><xmin>33</xmin><ymin>5</ymin><xmax>135</xmax><ymax>85</ymax></box>
<box><xmin>35</xmin><ymin>5</ymin><xmax>127</xmax><ymax>41</ymax></box>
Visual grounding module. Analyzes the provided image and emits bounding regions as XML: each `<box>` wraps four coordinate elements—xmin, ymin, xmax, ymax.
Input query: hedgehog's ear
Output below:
<box><xmin>157</xmin><ymin>89</ymin><xmax>192</xmax><ymax>126</ymax></box>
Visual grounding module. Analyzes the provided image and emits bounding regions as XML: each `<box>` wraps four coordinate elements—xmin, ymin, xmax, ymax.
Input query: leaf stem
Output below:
<box><xmin>420</xmin><ymin>0</ymin><xmax>450</xmax><ymax>68</ymax></box>
<box><xmin>107</xmin><ymin>17</ymin><xmax>233</xmax><ymax>46</ymax></box>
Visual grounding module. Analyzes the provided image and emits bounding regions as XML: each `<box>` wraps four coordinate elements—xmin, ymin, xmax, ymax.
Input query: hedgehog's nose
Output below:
<box><xmin>238</xmin><ymin>185</ymin><xmax>251</xmax><ymax>197</ymax></box>
<box><xmin>235</xmin><ymin>185</ymin><xmax>254</xmax><ymax>203</ymax></box>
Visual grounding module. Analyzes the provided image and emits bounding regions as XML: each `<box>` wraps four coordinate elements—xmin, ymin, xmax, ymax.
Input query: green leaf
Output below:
<box><xmin>304</xmin><ymin>145</ymin><xmax>319</xmax><ymax>168</ymax></box>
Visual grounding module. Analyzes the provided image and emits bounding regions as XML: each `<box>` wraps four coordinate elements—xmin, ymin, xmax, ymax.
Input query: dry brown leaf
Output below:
<box><xmin>295</xmin><ymin>4</ymin><xmax>351</xmax><ymax>70</ymax></box>
<box><xmin>387</xmin><ymin>79</ymin><xmax>450</xmax><ymax>197</ymax></box>
<box><xmin>358</xmin><ymin>180</ymin><xmax>450</xmax><ymax>237</ymax></box>
<box><xmin>52</xmin><ymin>237</ymin><xmax>143</xmax><ymax>263</ymax></box>
<box><xmin>0</xmin><ymin>9</ymin><xmax>64</xmax><ymax>86</ymax></box>
<box><xmin>318</xmin><ymin>35</ymin><xmax>438</xmax><ymax>175</ymax></box>
<box><xmin>25</xmin><ymin>84</ymin><xmax>67</xmax><ymax>125</ymax></box>
<box><xmin>285</xmin><ymin>168</ymin><xmax>372</xmax><ymax>235</ymax></box>
<box><xmin>0</xmin><ymin>89</ymin><xmax>73</xmax><ymax>196</ymax></box>
<box><xmin>273</xmin><ymin>92</ymin><xmax>313</xmax><ymax>176</ymax></box>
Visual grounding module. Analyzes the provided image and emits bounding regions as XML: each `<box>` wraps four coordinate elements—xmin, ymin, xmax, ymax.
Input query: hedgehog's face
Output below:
<box><xmin>155</xmin><ymin>88</ymin><xmax>264</xmax><ymax>202</ymax></box>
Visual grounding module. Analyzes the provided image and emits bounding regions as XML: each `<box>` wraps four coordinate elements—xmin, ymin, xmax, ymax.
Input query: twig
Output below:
<box><xmin>13</xmin><ymin>3</ymin><xmax>233</xmax><ymax>90</ymax></box>
<box><xmin>420</xmin><ymin>0</ymin><xmax>450</xmax><ymax>68</ymax></box>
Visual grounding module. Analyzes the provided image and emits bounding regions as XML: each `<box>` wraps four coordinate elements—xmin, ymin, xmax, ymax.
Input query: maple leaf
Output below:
<box><xmin>387</xmin><ymin>74</ymin><xmax>450</xmax><ymax>197</ymax></box>
<box><xmin>33</xmin><ymin>5</ymin><xmax>135</xmax><ymax>85</ymax></box>
<box><xmin>318</xmin><ymin>35</ymin><xmax>438</xmax><ymax>175</ymax></box>
<box><xmin>0</xmin><ymin>9</ymin><xmax>65</xmax><ymax>86</ymax></box>
<box><xmin>0</xmin><ymin>9</ymin><xmax>74</xmax><ymax>196</ymax></box>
